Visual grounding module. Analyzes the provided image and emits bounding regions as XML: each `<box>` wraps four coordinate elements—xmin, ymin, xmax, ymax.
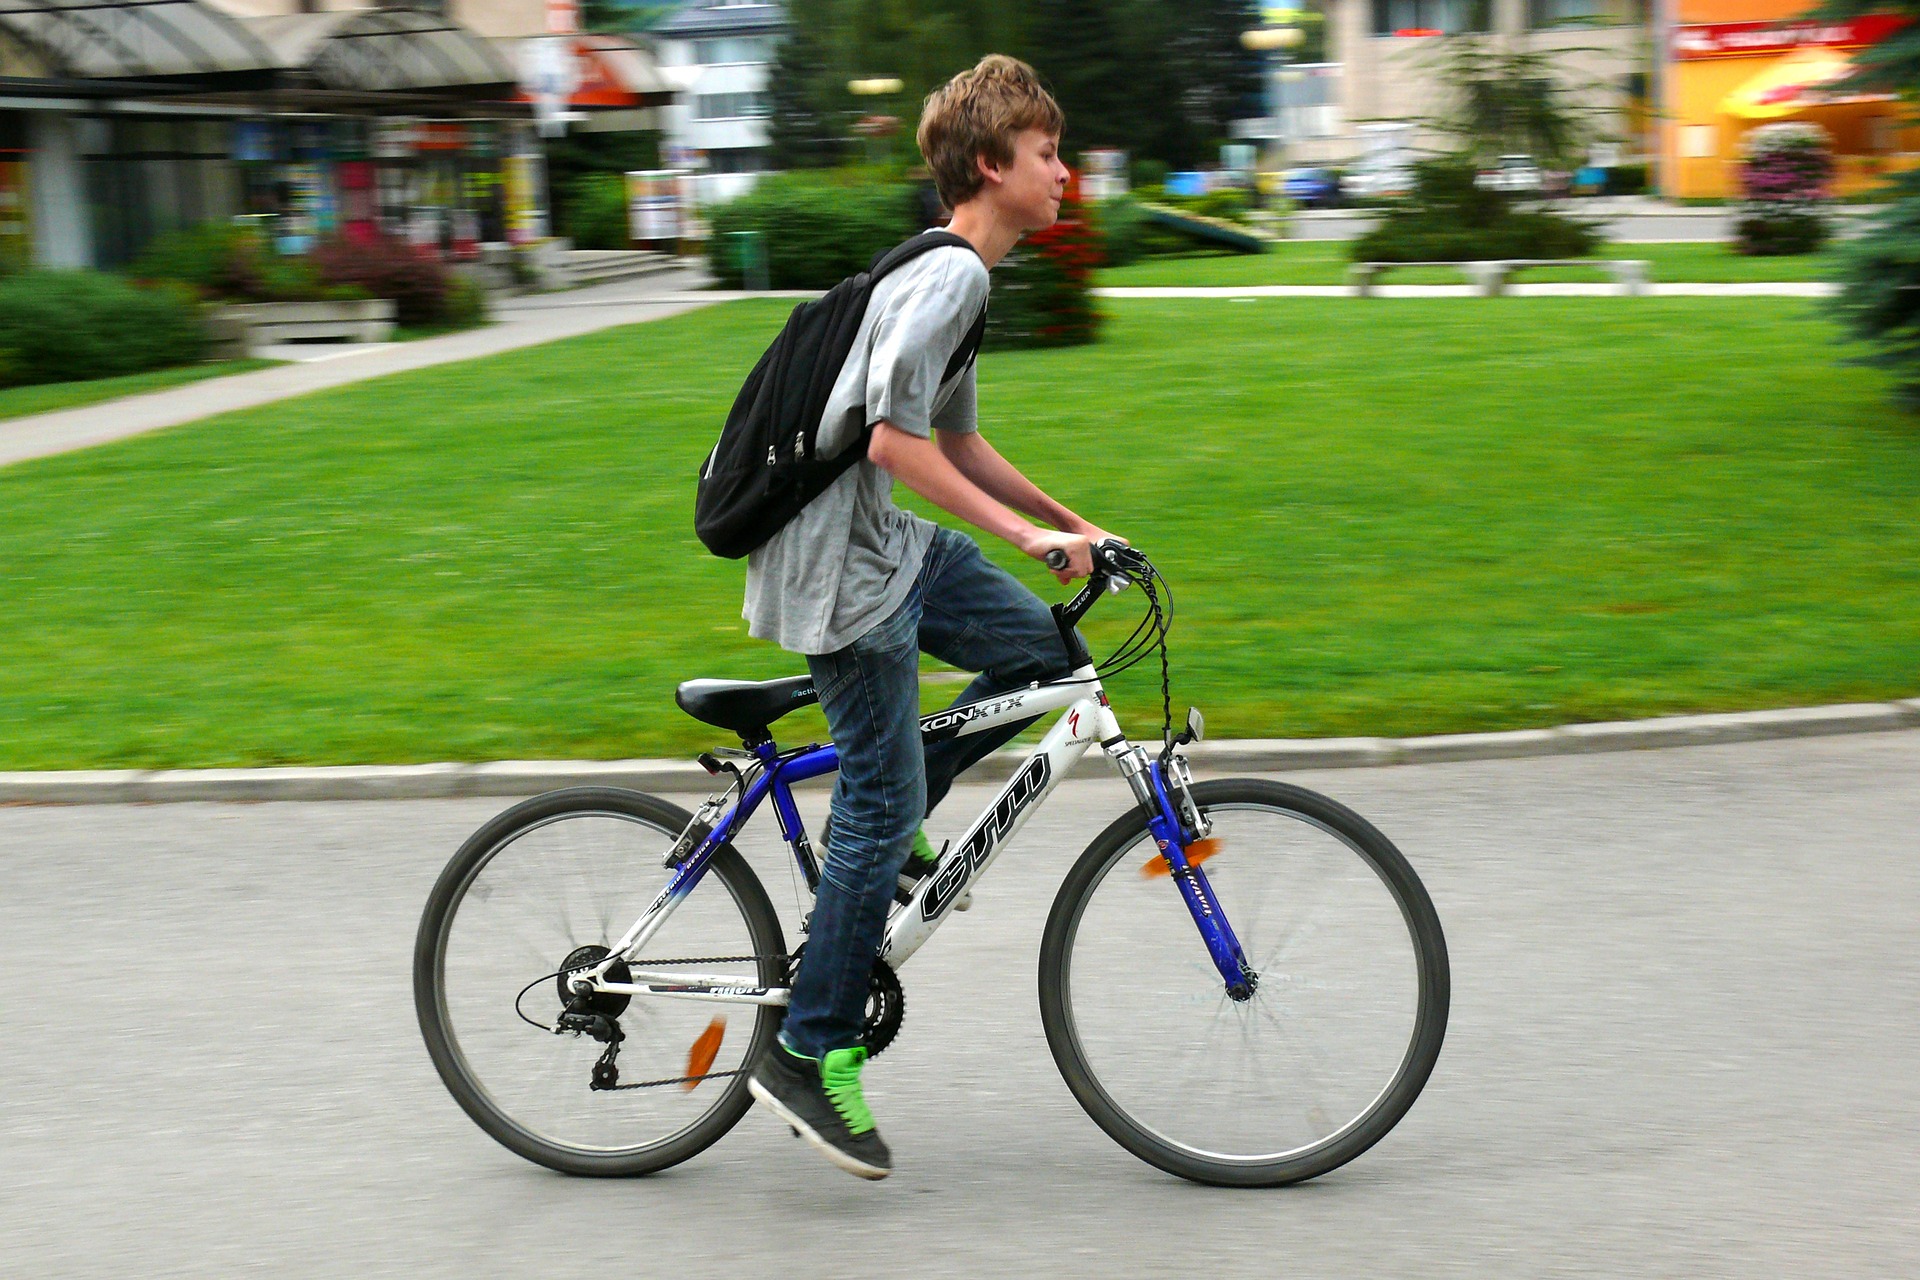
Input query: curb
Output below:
<box><xmin>3</xmin><ymin>699</ymin><xmax>1916</xmax><ymax>806</ymax></box>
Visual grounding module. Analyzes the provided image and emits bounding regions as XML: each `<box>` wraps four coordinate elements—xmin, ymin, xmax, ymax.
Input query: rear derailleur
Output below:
<box><xmin>554</xmin><ymin>944</ymin><xmax>631</xmax><ymax>1090</ymax></box>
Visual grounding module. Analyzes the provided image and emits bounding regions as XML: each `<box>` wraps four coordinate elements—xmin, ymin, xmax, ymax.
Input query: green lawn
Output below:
<box><xmin>1097</xmin><ymin>241</ymin><xmax>1842</xmax><ymax>288</ymax></box>
<box><xmin>1</xmin><ymin>297</ymin><xmax>1915</xmax><ymax>771</ymax></box>
<box><xmin>0</xmin><ymin>359</ymin><xmax>279</xmax><ymax>424</ymax></box>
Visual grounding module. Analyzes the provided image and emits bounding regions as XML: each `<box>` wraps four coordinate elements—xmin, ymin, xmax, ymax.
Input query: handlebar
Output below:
<box><xmin>1055</xmin><ymin>540</ymin><xmax>1149</xmax><ymax>630</ymax></box>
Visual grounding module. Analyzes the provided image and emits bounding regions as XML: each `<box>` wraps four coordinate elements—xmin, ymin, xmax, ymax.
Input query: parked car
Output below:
<box><xmin>1280</xmin><ymin>167</ymin><xmax>1341</xmax><ymax>208</ymax></box>
<box><xmin>1345</xmin><ymin>165</ymin><xmax>1412</xmax><ymax>200</ymax></box>
<box><xmin>1476</xmin><ymin>155</ymin><xmax>1542</xmax><ymax>192</ymax></box>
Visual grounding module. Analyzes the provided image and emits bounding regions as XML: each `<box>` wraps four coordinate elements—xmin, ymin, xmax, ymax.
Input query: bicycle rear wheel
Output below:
<box><xmin>414</xmin><ymin>787</ymin><xmax>786</xmax><ymax>1176</ymax></box>
<box><xmin>1039</xmin><ymin>778</ymin><xmax>1448</xmax><ymax>1187</ymax></box>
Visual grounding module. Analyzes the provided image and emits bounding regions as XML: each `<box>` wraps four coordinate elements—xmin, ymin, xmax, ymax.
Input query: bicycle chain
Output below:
<box><xmin>576</xmin><ymin>954</ymin><xmax>786</xmax><ymax>1092</ymax></box>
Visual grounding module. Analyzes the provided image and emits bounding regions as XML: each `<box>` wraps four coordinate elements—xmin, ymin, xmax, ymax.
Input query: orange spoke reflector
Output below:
<box><xmin>1141</xmin><ymin>837</ymin><xmax>1222</xmax><ymax>878</ymax></box>
<box><xmin>682</xmin><ymin>1018</ymin><xmax>726</xmax><ymax>1091</ymax></box>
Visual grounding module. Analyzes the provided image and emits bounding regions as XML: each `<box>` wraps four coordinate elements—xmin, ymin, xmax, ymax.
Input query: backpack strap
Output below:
<box><xmin>943</xmin><ymin>302</ymin><xmax>987</xmax><ymax>385</ymax></box>
<box><xmin>865</xmin><ymin>231</ymin><xmax>987</xmax><ymax>386</ymax></box>
<box><xmin>866</xmin><ymin>229</ymin><xmax>977</xmax><ymax>278</ymax></box>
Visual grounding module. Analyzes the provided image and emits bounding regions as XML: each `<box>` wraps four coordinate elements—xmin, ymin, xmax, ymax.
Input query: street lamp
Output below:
<box><xmin>1242</xmin><ymin>11</ymin><xmax>1305</xmax><ymax>171</ymax></box>
<box><xmin>848</xmin><ymin>77</ymin><xmax>904</xmax><ymax>166</ymax></box>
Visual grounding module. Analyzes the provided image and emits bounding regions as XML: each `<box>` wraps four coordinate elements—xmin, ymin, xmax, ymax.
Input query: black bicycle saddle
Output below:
<box><xmin>674</xmin><ymin>675</ymin><xmax>819</xmax><ymax>737</ymax></box>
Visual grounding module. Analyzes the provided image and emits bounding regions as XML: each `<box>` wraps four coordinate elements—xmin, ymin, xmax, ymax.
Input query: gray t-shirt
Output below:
<box><xmin>743</xmin><ymin>240</ymin><xmax>989</xmax><ymax>654</ymax></box>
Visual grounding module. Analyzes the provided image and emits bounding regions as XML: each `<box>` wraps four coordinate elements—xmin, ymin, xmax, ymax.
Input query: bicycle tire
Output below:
<box><xmin>1038</xmin><ymin>778</ymin><xmax>1448</xmax><ymax>1187</ymax></box>
<box><xmin>414</xmin><ymin>786</ymin><xmax>786</xmax><ymax>1177</ymax></box>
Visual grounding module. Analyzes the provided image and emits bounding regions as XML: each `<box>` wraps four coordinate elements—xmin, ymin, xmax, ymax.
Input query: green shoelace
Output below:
<box><xmin>820</xmin><ymin>1046</ymin><xmax>876</xmax><ymax>1135</ymax></box>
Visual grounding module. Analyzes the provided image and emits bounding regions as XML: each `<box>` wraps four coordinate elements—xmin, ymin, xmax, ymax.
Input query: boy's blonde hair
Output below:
<box><xmin>917</xmin><ymin>55</ymin><xmax>1064</xmax><ymax>210</ymax></box>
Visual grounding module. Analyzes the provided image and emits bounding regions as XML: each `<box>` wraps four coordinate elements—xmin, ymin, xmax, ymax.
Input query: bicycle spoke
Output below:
<box><xmin>1049</xmin><ymin>793</ymin><xmax>1436</xmax><ymax>1173</ymax></box>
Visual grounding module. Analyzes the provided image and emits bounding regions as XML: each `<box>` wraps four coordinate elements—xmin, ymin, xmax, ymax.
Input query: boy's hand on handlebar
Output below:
<box><xmin>1027</xmin><ymin>530</ymin><xmax>1093</xmax><ymax>583</ymax></box>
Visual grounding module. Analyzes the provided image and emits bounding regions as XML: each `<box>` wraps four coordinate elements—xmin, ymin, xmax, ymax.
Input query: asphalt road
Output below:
<box><xmin>6</xmin><ymin>732</ymin><xmax>1917</xmax><ymax>1278</ymax></box>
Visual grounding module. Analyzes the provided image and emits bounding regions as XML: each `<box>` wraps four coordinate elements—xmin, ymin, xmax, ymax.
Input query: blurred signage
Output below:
<box><xmin>627</xmin><ymin>170</ymin><xmax>687</xmax><ymax>245</ymax></box>
<box><xmin>504</xmin><ymin>152</ymin><xmax>546</xmax><ymax>243</ymax></box>
<box><xmin>232</xmin><ymin>120</ymin><xmax>274</xmax><ymax>162</ymax></box>
<box><xmin>1082</xmin><ymin>148</ymin><xmax>1127</xmax><ymax>199</ymax></box>
<box><xmin>0</xmin><ymin>159</ymin><xmax>29</xmax><ymax>262</ymax></box>
<box><xmin>1674</xmin><ymin>16</ymin><xmax>1906</xmax><ymax>60</ymax></box>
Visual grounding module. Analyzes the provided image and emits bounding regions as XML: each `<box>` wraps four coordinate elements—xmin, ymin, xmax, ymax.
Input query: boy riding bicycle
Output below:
<box><xmin>744</xmin><ymin>55</ymin><xmax>1125</xmax><ymax>1180</ymax></box>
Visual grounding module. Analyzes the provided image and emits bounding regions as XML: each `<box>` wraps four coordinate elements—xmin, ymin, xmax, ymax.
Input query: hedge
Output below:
<box><xmin>706</xmin><ymin>174</ymin><xmax>918</xmax><ymax>289</ymax></box>
<box><xmin>0</xmin><ymin>271</ymin><xmax>206</xmax><ymax>388</ymax></box>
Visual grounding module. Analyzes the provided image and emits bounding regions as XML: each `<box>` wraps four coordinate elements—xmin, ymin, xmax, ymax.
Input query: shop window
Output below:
<box><xmin>693</xmin><ymin>37</ymin><xmax>772</xmax><ymax>66</ymax></box>
<box><xmin>1372</xmin><ymin>0</ymin><xmax>1489</xmax><ymax>35</ymax></box>
<box><xmin>705</xmin><ymin>147</ymin><xmax>768</xmax><ymax>174</ymax></box>
<box><xmin>1680</xmin><ymin>124</ymin><xmax>1716</xmax><ymax>159</ymax></box>
<box><xmin>694</xmin><ymin>92</ymin><xmax>772</xmax><ymax>120</ymax></box>
<box><xmin>1528</xmin><ymin>0</ymin><xmax>1642</xmax><ymax>28</ymax></box>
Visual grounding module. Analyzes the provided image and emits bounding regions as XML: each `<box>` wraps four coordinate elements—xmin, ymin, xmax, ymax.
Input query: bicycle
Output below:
<box><xmin>413</xmin><ymin>543</ymin><xmax>1449</xmax><ymax>1187</ymax></box>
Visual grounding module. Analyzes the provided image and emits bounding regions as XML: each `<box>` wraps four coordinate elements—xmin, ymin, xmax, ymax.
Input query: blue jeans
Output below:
<box><xmin>782</xmin><ymin>527</ymin><xmax>1075</xmax><ymax>1059</ymax></box>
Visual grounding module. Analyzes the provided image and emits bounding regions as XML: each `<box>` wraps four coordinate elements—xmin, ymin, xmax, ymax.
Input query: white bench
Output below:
<box><xmin>1348</xmin><ymin>259</ymin><xmax>1651</xmax><ymax>297</ymax></box>
<box><xmin>208</xmin><ymin>299</ymin><xmax>397</xmax><ymax>357</ymax></box>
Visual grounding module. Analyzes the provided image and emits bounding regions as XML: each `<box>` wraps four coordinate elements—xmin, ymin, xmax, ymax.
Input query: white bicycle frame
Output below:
<box><xmin>565</xmin><ymin>662</ymin><xmax>1170</xmax><ymax>1010</ymax></box>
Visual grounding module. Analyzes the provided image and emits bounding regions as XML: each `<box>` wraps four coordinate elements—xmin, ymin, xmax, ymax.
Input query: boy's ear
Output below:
<box><xmin>974</xmin><ymin>150</ymin><xmax>1005</xmax><ymax>187</ymax></box>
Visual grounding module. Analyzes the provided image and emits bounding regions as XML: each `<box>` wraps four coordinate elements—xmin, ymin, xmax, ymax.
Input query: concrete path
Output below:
<box><xmin>0</xmin><ymin>265</ymin><xmax>721</xmax><ymax>470</ymax></box>
<box><xmin>1095</xmin><ymin>282</ymin><xmax>1836</xmax><ymax>299</ymax></box>
<box><xmin>5</xmin><ymin>730</ymin><xmax>1916</xmax><ymax>1278</ymax></box>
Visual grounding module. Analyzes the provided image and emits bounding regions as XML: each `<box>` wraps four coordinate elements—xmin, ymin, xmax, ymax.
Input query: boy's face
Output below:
<box><xmin>982</xmin><ymin>128</ymin><xmax>1070</xmax><ymax>231</ymax></box>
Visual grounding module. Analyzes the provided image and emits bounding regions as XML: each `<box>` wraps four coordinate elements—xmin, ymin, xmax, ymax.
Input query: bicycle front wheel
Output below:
<box><xmin>414</xmin><ymin>787</ymin><xmax>786</xmax><ymax>1176</ymax></box>
<box><xmin>1039</xmin><ymin>778</ymin><xmax>1448</xmax><ymax>1187</ymax></box>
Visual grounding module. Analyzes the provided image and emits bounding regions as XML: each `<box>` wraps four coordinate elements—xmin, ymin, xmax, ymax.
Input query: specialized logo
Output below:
<box><xmin>921</xmin><ymin>754</ymin><xmax>1051</xmax><ymax>918</ymax></box>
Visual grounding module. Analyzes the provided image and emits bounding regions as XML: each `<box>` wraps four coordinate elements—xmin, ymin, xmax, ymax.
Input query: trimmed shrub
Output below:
<box><xmin>706</xmin><ymin>173</ymin><xmax>917</xmax><ymax>289</ymax></box>
<box><xmin>1606</xmin><ymin>163</ymin><xmax>1649</xmax><ymax>196</ymax></box>
<box><xmin>130</xmin><ymin>222</ymin><xmax>338</xmax><ymax>303</ymax></box>
<box><xmin>985</xmin><ymin>192</ymin><xmax>1103</xmax><ymax>350</ymax></box>
<box><xmin>308</xmin><ymin>234</ymin><xmax>451</xmax><ymax>327</ymax></box>
<box><xmin>1735</xmin><ymin>123</ymin><xmax>1834</xmax><ymax>257</ymax></box>
<box><xmin>1093</xmin><ymin>194</ymin><xmax>1204</xmax><ymax>265</ymax></box>
<box><xmin>442</xmin><ymin>273</ymin><xmax>491</xmax><ymax>331</ymax></box>
<box><xmin>564</xmin><ymin>173</ymin><xmax>632</xmax><ymax>251</ymax></box>
<box><xmin>0</xmin><ymin>270</ymin><xmax>205</xmax><ymax>388</ymax></box>
<box><xmin>1352</xmin><ymin>157</ymin><xmax>1599</xmax><ymax>262</ymax></box>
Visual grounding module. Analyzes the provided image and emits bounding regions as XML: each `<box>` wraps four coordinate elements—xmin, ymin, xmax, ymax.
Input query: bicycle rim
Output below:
<box><xmin>422</xmin><ymin>795</ymin><xmax>781</xmax><ymax>1170</ymax></box>
<box><xmin>1045</xmin><ymin>784</ymin><xmax>1446</xmax><ymax>1183</ymax></box>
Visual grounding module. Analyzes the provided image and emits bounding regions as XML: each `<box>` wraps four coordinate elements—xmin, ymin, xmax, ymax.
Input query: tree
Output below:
<box><xmin>1813</xmin><ymin>0</ymin><xmax>1920</xmax><ymax>409</ymax></box>
<box><xmin>769</xmin><ymin>1</ymin><xmax>855</xmax><ymax>169</ymax></box>
<box><xmin>764</xmin><ymin>0</ymin><xmax>1263</xmax><ymax>174</ymax></box>
<box><xmin>1419</xmin><ymin>31</ymin><xmax>1613</xmax><ymax>169</ymax></box>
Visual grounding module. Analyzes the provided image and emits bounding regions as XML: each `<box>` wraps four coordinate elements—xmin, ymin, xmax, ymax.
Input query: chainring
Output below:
<box><xmin>786</xmin><ymin>947</ymin><xmax>905</xmax><ymax>1058</ymax></box>
<box><xmin>557</xmin><ymin>945</ymin><xmax>632</xmax><ymax>1018</ymax></box>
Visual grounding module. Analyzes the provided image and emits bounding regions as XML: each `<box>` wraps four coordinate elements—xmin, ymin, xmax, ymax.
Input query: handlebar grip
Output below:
<box><xmin>1044</xmin><ymin>549</ymin><xmax>1069</xmax><ymax>571</ymax></box>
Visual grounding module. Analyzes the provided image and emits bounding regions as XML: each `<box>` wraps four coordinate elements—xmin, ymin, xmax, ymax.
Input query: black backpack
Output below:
<box><xmin>694</xmin><ymin>231</ymin><xmax>987</xmax><ymax>559</ymax></box>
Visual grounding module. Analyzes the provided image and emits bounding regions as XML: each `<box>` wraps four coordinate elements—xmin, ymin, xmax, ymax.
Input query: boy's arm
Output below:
<box><xmin>932</xmin><ymin>428</ymin><xmax>1114</xmax><ymax>544</ymax></box>
<box><xmin>867</xmin><ymin>422</ymin><xmax>1096</xmax><ymax>582</ymax></box>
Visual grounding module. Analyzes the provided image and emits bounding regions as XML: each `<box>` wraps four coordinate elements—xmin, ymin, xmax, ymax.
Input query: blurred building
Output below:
<box><xmin>1661</xmin><ymin>2</ymin><xmax>1917</xmax><ymax>198</ymax></box>
<box><xmin>651</xmin><ymin>0</ymin><xmax>784</xmax><ymax>203</ymax></box>
<box><xmin>0</xmin><ymin>0</ymin><xmax>671</xmax><ymax>270</ymax></box>
<box><xmin>1269</xmin><ymin>0</ymin><xmax>1650</xmax><ymax>168</ymax></box>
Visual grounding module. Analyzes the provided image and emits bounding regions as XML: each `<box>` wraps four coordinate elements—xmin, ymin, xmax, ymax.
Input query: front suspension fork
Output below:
<box><xmin>1112</xmin><ymin>746</ymin><xmax>1256</xmax><ymax>1001</ymax></box>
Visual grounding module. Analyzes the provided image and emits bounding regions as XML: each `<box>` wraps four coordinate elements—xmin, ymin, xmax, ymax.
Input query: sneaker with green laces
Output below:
<box><xmin>749</xmin><ymin>1042</ymin><xmax>892</xmax><ymax>1179</ymax></box>
<box><xmin>896</xmin><ymin>827</ymin><xmax>969</xmax><ymax>909</ymax></box>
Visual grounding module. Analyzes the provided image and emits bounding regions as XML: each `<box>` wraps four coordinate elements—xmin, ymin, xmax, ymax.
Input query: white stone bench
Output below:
<box><xmin>1348</xmin><ymin>259</ymin><xmax>1651</xmax><ymax>297</ymax></box>
<box><xmin>208</xmin><ymin>299</ymin><xmax>397</xmax><ymax>356</ymax></box>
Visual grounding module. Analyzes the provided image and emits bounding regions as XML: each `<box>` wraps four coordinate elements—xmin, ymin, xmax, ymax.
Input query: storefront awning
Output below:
<box><xmin>0</xmin><ymin>0</ymin><xmax>278</xmax><ymax>82</ymax></box>
<box><xmin>1721</xmin><ymin>46</ymin><xmax>1897</xmax><ymax>121</ymax></box>
<box><xmin>247</xmin><ymin>10</ymin><xmax>515</xmax><ymax>96</ymax></box>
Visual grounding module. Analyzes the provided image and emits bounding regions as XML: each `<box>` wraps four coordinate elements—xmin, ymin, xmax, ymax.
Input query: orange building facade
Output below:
<box><xmin>1664</xmin><ymin>1</ymin><xmax>1918</xmax><ymax>198</ymax></box>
